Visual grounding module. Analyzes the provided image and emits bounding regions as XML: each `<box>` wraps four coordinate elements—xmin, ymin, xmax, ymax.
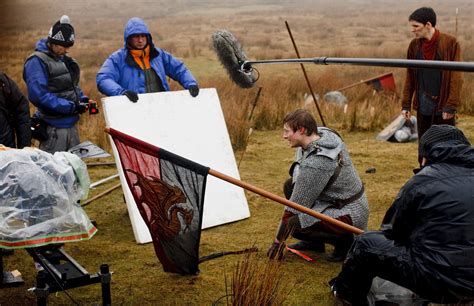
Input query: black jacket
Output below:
<box><xmin>0</xmin><ymin>72</ymin><xmax>31</xmax><ymax>148</ymax></box>
<box><xmin>382</xmin><ymin>140</ymin><xmax>474</xmax><ymax>300</ymax></box>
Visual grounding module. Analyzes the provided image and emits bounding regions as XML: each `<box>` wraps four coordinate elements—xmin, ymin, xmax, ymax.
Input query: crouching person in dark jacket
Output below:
<box><xmin>0</xmin><ymin>71</ymin><xmax>31</xmax><ymax>148</ymax></box>
<box><xmin>330</xmin><ymin>124</ymin><xmax>474</xmax><ymax>305</ymax></box>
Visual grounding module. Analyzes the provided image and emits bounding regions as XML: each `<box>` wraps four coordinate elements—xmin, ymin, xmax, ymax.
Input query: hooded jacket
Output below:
<box><xmin>23</xmin><ymin>38</ymin><xmax>86</xmax><ymax>128</ymax></box>
<box><xmin>96</xmin><ymin>18</ymin><xmax>197</xmax><ymax>96</ymax></box>
<box><xmin>382</xmin><ymin>140</ymin><xmax>474</xmax><ymax>300</ymax></box>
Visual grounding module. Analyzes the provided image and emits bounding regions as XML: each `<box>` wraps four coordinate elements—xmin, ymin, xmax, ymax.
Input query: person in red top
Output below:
<box><xmin>400</xmin><ymin>7</ymin><xmax>463</xmax><ymax>163</ymax></box>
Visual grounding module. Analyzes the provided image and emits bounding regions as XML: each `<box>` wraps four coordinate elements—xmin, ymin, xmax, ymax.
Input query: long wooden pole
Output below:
<box><xmin>335</xmin><ymin>72</ymin><xmax>393</xmax><ymax>92</ymax></box>
<box><xmin>285</xmin><ymin>21</ymin><xmax>326</xmax><ymax>126</ymax></box>
<box><xmin>81</xmin><ymin>183</ymin><xmax>122</xmax><ymax>207</ymax></box>
<box><xmin>247</xmin><ymin>86</ymin><xmax>262</xmax><ymax>121</ymax></box>
<box><xmin>238</xmin><ymin>87</ymin><xmax>263</xmax><ymax>168</ymax></box>
<box><xmin>455</xmin><ymin>8</ymin><xmax>458</xmax><ymax>38</ymax></box>
<box><xmin>90</xmin><ymin>173</ymin><xmax>119</xmax><ymax>188</ymax></box>
<box><xmin>86</xmin><ymin>162</ymin><xmax>116</xmax><ymax>167</ymax></box>
<box><xmin>208</xmin><ymin>169</ymin><xmax>364</xmax><ymax>235</ymax></box>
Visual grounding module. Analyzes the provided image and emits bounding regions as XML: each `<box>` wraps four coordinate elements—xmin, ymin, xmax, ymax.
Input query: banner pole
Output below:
<box><xmin>208</xmin><ymin>169</ymin><xmax>364</xmax><ymax>235</ymax></box>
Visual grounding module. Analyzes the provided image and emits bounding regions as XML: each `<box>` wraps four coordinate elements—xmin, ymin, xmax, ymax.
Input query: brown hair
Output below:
<box><xmin>409</xmin><ymin>7</ymin><xmax>436</xmax><ymax>27</ymax></box>
<box><xmin>283</xmin><ymin>109</ymin><xmax>318</xmax><ymax>135</ymax></box>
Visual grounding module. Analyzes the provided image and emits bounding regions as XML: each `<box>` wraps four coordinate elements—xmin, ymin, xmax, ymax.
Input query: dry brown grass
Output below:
<box><xmin>1</xmin><ymin>0</ymin><xmax>473</xmax><ymax>152</ymax></box>
<box><xmin>1</xmin><ymin>115</ymin><xmax>473</xmax><ymax>305</ymax></box>
<box><xmin>221</xmin><ymin>252</ymin><xmax>290</xmax><ymax>305</ymax></box>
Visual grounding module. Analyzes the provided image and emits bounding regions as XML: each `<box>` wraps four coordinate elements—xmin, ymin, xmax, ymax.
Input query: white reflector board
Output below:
<box><xmin>102</xmin><ymin>88</ymin><xmax>250</xmax><ymax>244</ymax></box>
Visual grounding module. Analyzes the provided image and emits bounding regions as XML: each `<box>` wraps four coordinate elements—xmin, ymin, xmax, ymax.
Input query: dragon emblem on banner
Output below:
<box><xmin>126</xmin><ymin>169</ymin><xmax>194</xmax><ymax>239</ymax></box>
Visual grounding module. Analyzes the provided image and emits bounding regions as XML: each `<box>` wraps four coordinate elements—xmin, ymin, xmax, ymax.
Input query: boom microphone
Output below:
<box><xmin>212</xmin><ymin>30</ymin><xmax>474</xmax><ymax>89</ymax></box>
<box><xmin>211</xmin><ymin>30</ymin><xmax>258</xmax><ymax>88</ymax></box>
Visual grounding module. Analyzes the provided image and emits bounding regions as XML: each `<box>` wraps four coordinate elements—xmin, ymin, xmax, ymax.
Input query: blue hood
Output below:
<box><xmin>123</xmin><ymin>17</ymin><xmax>152</xmax><ymax>47</ymax></box>
<box><xmin>35</xmin><ymin>38</ymin><xmax>49</xmax><ymax>52</ymax></box>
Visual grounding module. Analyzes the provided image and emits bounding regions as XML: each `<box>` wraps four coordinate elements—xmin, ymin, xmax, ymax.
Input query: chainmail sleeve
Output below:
<box><xmin>286</xmin><ymin>154</ymin><xmax>336</xmax><ymax>224</ymax></box>
<box><xmin>284</xmin><ymin>129</ymin><xmax>369</xmax><ymax>230</ymax></box>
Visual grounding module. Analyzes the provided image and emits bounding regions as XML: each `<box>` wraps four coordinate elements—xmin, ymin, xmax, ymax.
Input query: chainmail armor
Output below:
<box><xmin>286</xmin><ymin>128</ymin><xmax>369</xmax><ymax>230</ymax></box>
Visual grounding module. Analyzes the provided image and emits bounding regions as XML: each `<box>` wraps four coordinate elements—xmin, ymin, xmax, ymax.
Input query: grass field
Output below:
<box><xmin>1</xmin><ymin>0</ymin><xmax>474</xmax><ymax>304</ymax></box>
<box><xmin>1</xmin><ymin>115</ymin><xmax>473</xmax><ymax>305</ymax></box>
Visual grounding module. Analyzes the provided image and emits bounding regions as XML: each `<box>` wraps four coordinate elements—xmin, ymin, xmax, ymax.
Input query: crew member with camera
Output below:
<box><xmin>23</xmin><ymin>15</ymin><xmax>97</xmax><ymax>153</ymax></box>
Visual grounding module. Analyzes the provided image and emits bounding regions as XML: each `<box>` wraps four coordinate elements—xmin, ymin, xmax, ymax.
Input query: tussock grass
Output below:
<box><xmin>217</xmin><ymin>252</ymin><xmax>291</xmax><ymax>305</ymax></box>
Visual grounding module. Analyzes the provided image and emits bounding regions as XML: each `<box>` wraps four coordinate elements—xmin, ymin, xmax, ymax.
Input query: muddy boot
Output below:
<box><xmin>327</xmin><ymin>234</ymin><xmax>354</xmax><ymax>262</ymax></box>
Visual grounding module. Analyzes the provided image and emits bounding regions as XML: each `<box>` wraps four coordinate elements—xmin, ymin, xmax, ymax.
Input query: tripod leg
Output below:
<box><xmin>35</xmin><ymin>271</ymin><xmax>49</xmax><ymax>306</ymax></box>
<box><xmin>100</xmin><ymin>264</ymin><xmax>112</xmax><ymax>306</ymax></box>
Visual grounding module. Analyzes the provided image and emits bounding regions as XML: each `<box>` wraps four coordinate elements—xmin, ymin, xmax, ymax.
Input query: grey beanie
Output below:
<box><xmin>419</xmin><ymin>125</ymin><xmax>470</xmax><ymax>158</ymax></box>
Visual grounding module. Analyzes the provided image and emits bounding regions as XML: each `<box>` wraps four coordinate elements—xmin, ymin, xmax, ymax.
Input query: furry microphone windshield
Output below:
<box><xmin>212</xmin><ymin>30</ymin><xmax>474</xmax><ymax>88</ymax></box>
<box><xmin>212</xmin><ymin>30</ymin><xmax>258</xmax><ymax>88</ymax></box>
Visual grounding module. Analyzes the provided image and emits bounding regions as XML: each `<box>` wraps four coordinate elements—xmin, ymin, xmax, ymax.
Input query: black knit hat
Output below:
<box><xmin>48</xmin><ymin>15</ymin><xmax>75</xmax><ymax>47</ymax></box>
<box><xmin>419</xmin><ymin>125</ymin><xmax>470</xmax><ymax>158</ymax></box>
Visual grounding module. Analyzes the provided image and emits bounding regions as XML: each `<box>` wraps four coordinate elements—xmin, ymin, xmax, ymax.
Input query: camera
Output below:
<box><xmin>88</xmin><ymin>101</ymin><xmax>99</xmax><ymax>115</ymax></box>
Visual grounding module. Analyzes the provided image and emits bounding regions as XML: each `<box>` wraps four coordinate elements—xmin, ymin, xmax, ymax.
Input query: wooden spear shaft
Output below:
<box><xmin>208</xmin><ymin>169</ymin><xmax>364</xmax><ymax>235</ymax></box>
<box><xmin>455</xmin><ymin>8</ymin><xmax>458</xmax><ymax>38</ymax></box>
<box><xmin>335</xmin><ymin>72</ymin><xmax>392</xmax><ymax>92</ymax></box>
<box><xmin>285</xmin><ymin>20</ymin><xmax>326</xmax><ymax>127</ymax></box>
<box><xmin>86</xmin><ymin>161</ymin><xmax>116</xmax><ymax>167</ymax></box>
<box><xmin>238</xmin><ymin>86</ymin><xmax>263</xmax><ymax>168</ymax></box>
<box><xmin>247</xmin><ymin>86</ymin><xmax>262</xmax><ymax>121</ymax></box>
<box><xmin>81</xmin><ymin>183</ymin><xmax>122</xmax><ymax>207</ymax></box>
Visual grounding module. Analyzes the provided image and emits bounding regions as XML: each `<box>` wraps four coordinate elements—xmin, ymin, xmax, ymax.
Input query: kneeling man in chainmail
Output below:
<box><xmin>268</xmin><ymin>109</ymin><xmax>369</xmax><ymax>262</ymax></box>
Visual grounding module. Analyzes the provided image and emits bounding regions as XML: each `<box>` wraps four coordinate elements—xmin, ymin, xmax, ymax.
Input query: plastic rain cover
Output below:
<box><xmin>0</xmin><ymin>148</ymin><xmax>97</xmax><ymax>248</ymax></box>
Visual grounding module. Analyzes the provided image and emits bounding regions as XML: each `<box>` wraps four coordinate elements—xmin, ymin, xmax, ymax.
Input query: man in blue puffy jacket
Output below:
<box><xmin>23</xmin><ymin>15</ymin><xmax>93</xmax><ymax>153</ymax></box>
<box><xmin>96</xmin><ymin>17</ymin><xmax>199</xmax><ymax>103</ymax></box>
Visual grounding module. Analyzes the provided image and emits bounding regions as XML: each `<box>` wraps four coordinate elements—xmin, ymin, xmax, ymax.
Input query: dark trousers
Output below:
<box><xmin>333</xmin><ymin>231</ymin><xmax>461</xmax><ymax>304</ymax></box>
<box><xmin>417</xmin><ymin>113</ymin><xmax>455</xmax><ymax>164</ymax></box>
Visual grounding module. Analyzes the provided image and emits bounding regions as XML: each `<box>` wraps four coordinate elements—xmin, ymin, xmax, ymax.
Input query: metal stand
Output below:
<box><xmin>27</xmin><ymin>246</ymin><xmax>111</xmax><ymax>305</ymax></box>
<box><xmin>0</xmin><ymin>249</ymin><xmax>24</xmax><ymax>287</ymax></box>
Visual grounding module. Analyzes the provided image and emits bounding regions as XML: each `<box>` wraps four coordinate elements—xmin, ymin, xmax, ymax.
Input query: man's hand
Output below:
<box><xmin>75</xmin><ymin>102</ymin><xmax>88</xmax><ymax>114</ymax></box>
<box><xmin>188</xmin><ymin>85</ymin><xmax>199</xmax><ymax>98</ymax></box>
<box><xmin>402</xmin><ymin>110</ymin><xmax>411</xmax><ymax>120</ymax></box>
<box><xmin>442</xmin><ymin>112</ymin><xmax>455</xmax><ymax>120</ymax></box>
<box><xmin>123</xmin><ymin>90</ymin><xmax>139</xmax><ymax>103</ymax></box>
